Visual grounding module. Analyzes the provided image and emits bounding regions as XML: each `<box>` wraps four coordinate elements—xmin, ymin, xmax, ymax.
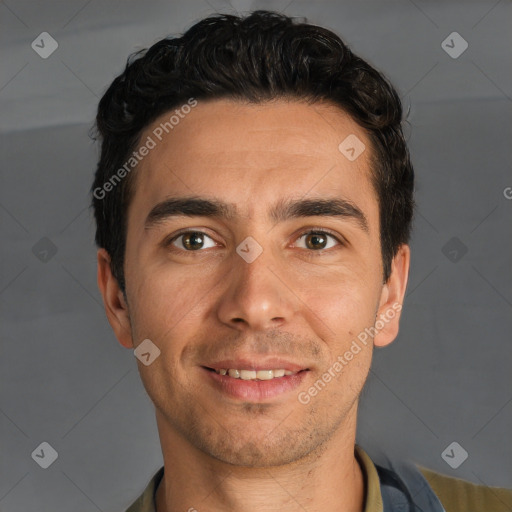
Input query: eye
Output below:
<box><xmin>294</xmin><ymin>230</ymin><xmax>342</xmax><ymax>251</ymax></box>
<box><xmin>164</xmin><ymin>229</ymin><xmax>342</xmax><ymax>253</ymax></box>
<box><xmin>167</xmin><ymin>231</ymin><xmax>217</xmax><ymax>251</ymax></box>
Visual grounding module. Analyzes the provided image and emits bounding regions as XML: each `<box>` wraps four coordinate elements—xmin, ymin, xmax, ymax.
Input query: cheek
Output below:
<box><xmin>126</xmin><ymin>252</ymin><xmax>231</xmax><ymax>351</ymax></box>
<box><xmin>293</xmin><ymin>272</ymin><xmax>381</xmax><ymax>385</ymax></box>
<box><xmin>293</xmin><ymin>266</ymin><xmax>379</xmax><ymax>329</ymax></box>
<box><xmin>308</xmin><ymin>288</ymin><xmax>375</xmax><ymax>397</ymax></box>
<box><xmin>126</xmin><ymin>270</ymin><xmax>203</xmax><ymax>399</ymax></box>
<box><xmin>126</xmin><ymin>263</ymin><xmax>204</xmax><ymax>342</ymax></box>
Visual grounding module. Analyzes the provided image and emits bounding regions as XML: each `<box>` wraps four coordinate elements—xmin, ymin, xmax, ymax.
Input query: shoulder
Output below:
<box><xmin>419</xmin><ymin>466</ymin><xmax>512</xmax><ymax>512</ymax></box>
<box><xmin>124</xmin><ymin>466</ymin><xmax>164</xmax><ymax>512</ymax></box>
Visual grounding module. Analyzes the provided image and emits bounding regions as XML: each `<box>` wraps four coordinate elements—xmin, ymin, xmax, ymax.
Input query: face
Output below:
<box><xmin>98</xmin><ymin>99</ymin><xmax>409</xmax><ymax>467</ymax></box>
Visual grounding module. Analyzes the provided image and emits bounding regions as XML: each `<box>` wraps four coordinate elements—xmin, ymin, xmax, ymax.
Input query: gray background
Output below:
<box><xmin>1</xmin><ymin>0</ymin><xmax>511</xmax><ymax>511</ymax></box>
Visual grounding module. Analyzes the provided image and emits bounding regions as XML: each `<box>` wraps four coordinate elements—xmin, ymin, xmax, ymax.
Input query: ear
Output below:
<box><xmin>97</xmin><ymin>248</ymin><xmax>134</xmax><ymax>349</ymax></box>
<box><xmin>373</xmin><ymin>244</ymin><xmax>410</xmax><ymax>348</ymax></box>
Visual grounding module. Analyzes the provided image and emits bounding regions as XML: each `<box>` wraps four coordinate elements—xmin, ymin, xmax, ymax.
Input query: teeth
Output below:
<box><xmin>215</xmin><ymin>368</ymin><xmax>296</xmax><ymax>380</ymax></box>
<box><xmin>255</xmin><ymin>370</ymin><xmax>273</xmax><ymax>380</ymax></box>
<box><xmin>240</xmin><ymin>370</ymin><xmax>257</xmax><ymax>380</ymax></box>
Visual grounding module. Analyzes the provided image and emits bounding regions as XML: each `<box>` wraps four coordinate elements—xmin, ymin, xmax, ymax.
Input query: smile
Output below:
<box><xmin>212</xmin><ymin>368</ymin><xmax>297</xmax><ymax>380</ymax></box>
<box><xmin>202</xmin><ymin>366</ymin><xmax>310</xmax><ymax>401</ymax></box>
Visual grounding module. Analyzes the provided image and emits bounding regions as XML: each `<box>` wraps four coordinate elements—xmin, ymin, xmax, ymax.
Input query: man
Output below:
<box><xmin>91</xmin><ymin>10</ymin><xmax>512</xmax><ymax>512</ymax></box>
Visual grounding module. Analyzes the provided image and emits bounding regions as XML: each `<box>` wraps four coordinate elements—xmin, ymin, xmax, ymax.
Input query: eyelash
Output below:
<box><xmin>164</xmin><ymin>228</ymin><xmax>344</xmax><ymax>254</ymax></box>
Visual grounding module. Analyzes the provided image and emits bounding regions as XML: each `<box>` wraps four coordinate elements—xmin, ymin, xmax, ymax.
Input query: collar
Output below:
<box><xmin>126</xmin><ymin>444</ymin><xmax>383</xmax><ymax>512</ymax></box>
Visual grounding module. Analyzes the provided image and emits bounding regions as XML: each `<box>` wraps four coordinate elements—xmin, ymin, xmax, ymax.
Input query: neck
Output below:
<box><xmin>155</xmin><ymin>410</ymin><xmax>365</xmax><ymax>512</ymax></box>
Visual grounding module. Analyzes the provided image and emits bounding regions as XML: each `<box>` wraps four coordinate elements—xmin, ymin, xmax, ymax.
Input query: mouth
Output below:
<box><xmin>201</xmin><ymin>364</ymin><xmax>310</xmax><ymax>401</ymax></box>
<box><xmin>203</xmin><ymin>367</ymin><xmax>306</xmax><ymax>381</ymax></box>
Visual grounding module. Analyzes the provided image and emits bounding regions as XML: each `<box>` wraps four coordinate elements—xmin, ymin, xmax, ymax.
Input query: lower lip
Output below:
<box><xmin>202</xmin><ymin>367</ymin><xmax>309</xmax><ymax>401</ymax></box>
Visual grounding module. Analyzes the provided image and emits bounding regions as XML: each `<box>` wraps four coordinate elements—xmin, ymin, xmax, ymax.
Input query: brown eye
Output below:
<box><xmin>295</xmin><ymin>230</ymin><xmax>341</xmax><ymax>251</ymax></box>
<box><xmin>169</xmin><ymin>231</ymin><xmax>217</xmax><ymax>251</ymax></box>
<box><xmin>182</xmin><ymin>232</ymin><xmax>205</xmax><ymax>250</ymax></box>
<box><xmin>306</xmin><ymin>232</ymin><xmax>328</xmax><ymax>250</ymax></box>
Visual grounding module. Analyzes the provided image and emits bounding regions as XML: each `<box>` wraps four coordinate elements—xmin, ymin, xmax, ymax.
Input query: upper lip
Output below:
<box><xmin>202</xmin><ymin>358</ymin><xmax>309</xmax><ymax>372</ymax></box>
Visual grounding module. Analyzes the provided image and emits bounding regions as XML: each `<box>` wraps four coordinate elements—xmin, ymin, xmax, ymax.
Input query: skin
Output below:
<box><xmin>97</xmin><ymin>98</ymin><xmax>410</xmax><ymax>512</ymax></box>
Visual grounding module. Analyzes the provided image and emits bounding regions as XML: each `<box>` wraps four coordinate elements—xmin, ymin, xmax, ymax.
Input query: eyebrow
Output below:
<box><xmin>144</xmin><ymin>196</ymin><xmax>369</xmax><ymax>233</ymax></box>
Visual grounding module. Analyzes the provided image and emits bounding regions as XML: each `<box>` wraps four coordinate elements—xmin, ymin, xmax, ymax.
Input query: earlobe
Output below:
<box><xmin>97</xmin><ymin>248</ymin><xmax>134</xmax><ymax>349</ymax></box>
<box><xmin>373</xmin><ymin>245</ymin><xmax>410</xmax><ymax>348</ymax></box>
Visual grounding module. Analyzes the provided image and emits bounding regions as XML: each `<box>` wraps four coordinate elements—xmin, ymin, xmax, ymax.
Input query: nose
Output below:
<box><xmin>215</xmin><ymin>242</ymin><xmax>297</xmax><ymax>332</ymax></box>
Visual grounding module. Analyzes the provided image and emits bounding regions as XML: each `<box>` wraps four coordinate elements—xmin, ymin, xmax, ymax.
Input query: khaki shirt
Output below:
<box><xmin>125</xmin><ymin>445</ymin><xmax>512</xmax><ymax>512</ymax></box>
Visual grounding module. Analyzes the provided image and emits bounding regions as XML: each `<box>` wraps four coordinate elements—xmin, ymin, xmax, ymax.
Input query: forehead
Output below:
<box><xmin>127</xmin><ymin>98</ymin><xmax>377</xmax><ymax>228</ymax></box>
